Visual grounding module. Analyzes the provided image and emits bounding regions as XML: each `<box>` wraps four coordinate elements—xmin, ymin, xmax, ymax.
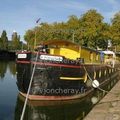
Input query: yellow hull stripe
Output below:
<box><xmin>60</xmin><ymin>77</ymin><xmax>84</xmax><ymax>80</ymax></box>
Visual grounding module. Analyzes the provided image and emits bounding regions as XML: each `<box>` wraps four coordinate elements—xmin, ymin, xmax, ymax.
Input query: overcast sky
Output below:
<box><xmin>0</xmin><ymin>0</ymin><xmax>120</xmax><ymax>41</ymax></box>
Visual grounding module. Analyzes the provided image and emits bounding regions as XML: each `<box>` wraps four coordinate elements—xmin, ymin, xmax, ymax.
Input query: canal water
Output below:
<box><xmin>0</xmin><ymin>61</ymin><xmax>118</xmax><ymax>120</ymax></box>
<box><xmin>0</xmin><ymin>61</ymin><xmax>17</xmax><ymax>120</ymax></box>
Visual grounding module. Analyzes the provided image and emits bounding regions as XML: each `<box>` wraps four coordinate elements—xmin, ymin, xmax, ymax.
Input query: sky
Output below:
<box><xmin>0</xmin><ymin>0</ymin><xmax>120</xmax><ymax>42</ymax></box>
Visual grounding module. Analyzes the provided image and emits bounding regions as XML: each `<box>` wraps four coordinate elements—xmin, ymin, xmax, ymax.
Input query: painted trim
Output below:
<box><xmin>17</xmin><ymin>60</ymin><xmax>30</xmax><ymax>64</ymax></box>
<box><xmin>31</xmin><ymin>62</ymin><xmax>81</xmax><ymax>68</ymax></box>
<box><xmin>19</xmin><ymin>90</ymin><xmax>93</xmax><ymax>101</ymax></box>
<box><xmin>17</xmin><ymin>60</ymin><xmax>81</xmax><ymax>68</ymax></box>
<box><xmin>60</xmin><ymin>77</ymin><xmax>84</xmax><ymax>80</ymax></box>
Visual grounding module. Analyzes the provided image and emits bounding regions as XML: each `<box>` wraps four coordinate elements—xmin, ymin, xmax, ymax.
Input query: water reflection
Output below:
<box><xmin>0</xmin><ymin>61</ymin><xmax>16</xmax><ymax>80</ymax></box>
<box><xmin>15</xmin><ymin>89</ymin><xmax>107</xmax><ymax>120</ymax></box>
<box><xmin>14</xmin><ymin>77</ymin><xmax>119</xmax><ymax>120</ymax></box>
<box><xmin>14</xmin><ymin>94</ymin><xmax>94</xmax><ymax>120</ymax></box>
<box><xmin>0</xmin><ymin>61</ymin><xmax>18</xmax><ymax>120</ymax></box>
<box><xmin>0</xmin><ymin>61</ymin><xmax>7</xmax><ymax>79</ymax></box>
<box><xmin>8</xmin><ymin>61</ymin><xmax>16</xmax><ymax>76</ymax></box>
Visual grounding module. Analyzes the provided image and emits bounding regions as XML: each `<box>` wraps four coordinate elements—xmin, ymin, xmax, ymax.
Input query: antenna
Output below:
<box><xmin>34</xmin><ymin>18</ymin><xmax>41</xmax><ymax>49</ymax></box>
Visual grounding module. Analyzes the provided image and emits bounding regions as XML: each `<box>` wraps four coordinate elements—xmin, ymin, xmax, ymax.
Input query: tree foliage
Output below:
<box><xmin>24</xmin><ymin>9</ymin><xmax>120</xmax><ymax>51</ymax></box>
<box><xmin>0</xmin><ymin>30</ymin><xmax>8</xmax><ymax>50</ymax></box>
<box><xmin>24</xmin><ymin>30</ymin><xmax>35</xmax><ymax>50</ymax></box>
<box><xmin>79</xmin><ymin>10</ymin><xmax>104</xmax><ymax>48</ymax></box>
<box><xmin>11</xmin><ymin>32</ymin><xmax>21</xmax><ymax>50</ymax></box>
<box><xmin>110</xmin><ymin>11</ymin><xmax>120</xmax><ymax>45</ymax></box>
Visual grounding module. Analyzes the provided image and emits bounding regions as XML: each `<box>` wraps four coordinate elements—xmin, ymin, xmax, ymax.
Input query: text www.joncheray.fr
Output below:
<box><xmin>32</xmin><ymin>87</ymin><xmax>87</xmax><ymax>95</ymax></box>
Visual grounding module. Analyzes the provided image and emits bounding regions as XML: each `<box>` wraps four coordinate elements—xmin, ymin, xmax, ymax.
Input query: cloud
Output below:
<box><xmin>106</xmin><ymin>0</ymin><xmax>120</xmax><ymax>10</ymax></box>
<box><xmin>103</xmin><ymin>11</ymin><xmax>117</xmax><ymax>22</ymax></box>
<box><xmin>101</xmin><ymin>0</ymin><xmax>120</xmax><ymax>22</ymax></box>
<box><xmin>107</xmin><ymin>0</ymin><xmax>118</xmax><ymax>5</ymax></box>
<box><xmin>64</xmin><ymin>1</ymin><xmax>91</xmax><ymax>11</ymax></box>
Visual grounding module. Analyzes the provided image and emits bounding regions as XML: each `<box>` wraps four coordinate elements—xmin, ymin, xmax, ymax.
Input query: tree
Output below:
<box><xmin>1</xmin><ymin>30</ymin><xmax>8</xmax><ymax>50</ymax></box>
<box><xmin>0</xmin><ymin>38</ymin><xmax>2</xmax><ymax>50</ymax></box>
<box><xmin>24</xmin><ymin>30</ymin><xmax>35</xmax><ymax>50</ymax></box>
<box><xmin>110</xmin><ymin>11</ymin><xmax>120</xmax><ymax>47</ymax></box>
<box><xmin>78</xmin><ymin>9</ymin><xmax>105</xmax><ymax>48</ymax></box>
<box><xmin>65</xmin><ymin>15</ymin><xmax>80</xmax><ymax>42</ymax></box>
<box><xmin>24</xmin><ymin>9</ymin><xmax>111</xmax><ymax>50</ymax></box>
<box><xmin>67</xmin><ymin>15</ymin><xmax>80</xmax><ymax>29</ymax></box>
<box><xmin>97</xmin><ymin>23</ymin><xmax>111</xmax><ymax>49</ymax></box>
<box><xmin>11</xmin><ymin>31</ymin><xmax>21</xmax><ymax>50</ymax></box>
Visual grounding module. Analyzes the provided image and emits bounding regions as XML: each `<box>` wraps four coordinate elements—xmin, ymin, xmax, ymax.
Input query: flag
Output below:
<box><xmin>36</xmin><ymin>18</ymin><xmax>41</xmax><ymax>23</ymax></box>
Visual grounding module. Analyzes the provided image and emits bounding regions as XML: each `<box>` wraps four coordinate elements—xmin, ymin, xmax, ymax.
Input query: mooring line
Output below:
<box><xmin>83</xmin><ymin>65</ymin><xmax>119</xmax><ymax>94</ymax></box>
<box><xmin>20</xmin><ymin>52</ymin><xmax>39</xmax><ymax>120</ymax></box>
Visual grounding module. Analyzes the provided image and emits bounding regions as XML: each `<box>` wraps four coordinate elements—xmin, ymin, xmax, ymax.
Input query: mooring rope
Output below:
<box><xmin>20</xmin><ymin>51</ymin><xmax>39</xmax><ymax>120</ymax></box>
<box><xmin>83</xmin><ymin>65</ymin><xmax>119</xmax><ymax>94</ymax></box>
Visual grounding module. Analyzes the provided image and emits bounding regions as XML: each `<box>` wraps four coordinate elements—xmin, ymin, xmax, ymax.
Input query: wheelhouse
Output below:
<box><xmin>36</xmin><ymin>40</ymin><xmax>101</xmax><ymax>64</ymax></box>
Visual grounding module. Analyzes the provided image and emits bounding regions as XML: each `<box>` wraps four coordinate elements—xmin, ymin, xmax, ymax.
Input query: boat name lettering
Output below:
<box><xmin>40</xmin><ymin>55</ymin><xmax>63</xmax><ymax>61</ymax></box>
<box><xmin>18</xmin><ymin>54</ymin><xmax>27</xmax><ymax>59</ymax></box>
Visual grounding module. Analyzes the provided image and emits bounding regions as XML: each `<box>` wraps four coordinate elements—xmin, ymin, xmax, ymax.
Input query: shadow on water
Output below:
<box><xmin>14</xmin><ymin>77</ymin><xmax>119</xmax><ymax>120</ymax></box>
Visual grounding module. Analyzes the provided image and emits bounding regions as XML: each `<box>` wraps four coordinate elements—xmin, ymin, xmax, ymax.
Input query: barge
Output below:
<box><xmin>16</xmin><ymin>40</ymin><xmax>120</xmax><ymax>101</ymax></box>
